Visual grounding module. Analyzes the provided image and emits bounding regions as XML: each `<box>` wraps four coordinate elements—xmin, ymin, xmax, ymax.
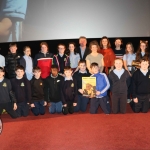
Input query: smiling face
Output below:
<box><xmin>64</xmin><ymin>69</ymin><xmax>72</xmax><ymax>78</ymax></box>
<box><xmin>78</xmin><ymin>62</ymin><xmax>86</xmax><ymax>72</ymax></box>
<box><xmin>126</xmin><ymin>44</ymin><xmax>132</xmax><ymax>53</ymax></box>
<box><xmin>58</xmin><ymin>45</ymin><xmax>65</xmax><ymax>54</ymax></box>
<box><xmin>0</xmin><ymin>70</ymin><xmax>4</xmax><ymax>79</ymax></box>
<box><xmin>102</xmin><ymin>39</ymin><xmax>108</xmax><ymax>48</ymax></box>
<box><xmin>79</xmin><ymin>38</ymin><xmax>87</xmax><ymax>47</ymax></box>
<box><xmin>114</xmin><ymin>59</ymin><xmax>123</xmax><ymax>70</ymax></box>
<box><xmin>91</xmin><ymin>45</ymin><xmax>98</xmax><ymax>53</ymax></box>
<box><xmin>33</xmin><ymin>70</ymin><xmax>41</xmax><ymax>79</ymax></box>
<box><xmin>24</xmin><ymin>47</ymin><xmax>31</xmax><ymax>56</ymax></box>
<box><xmin>115</xmin><ymin>39</ymin><xmax>122</xmax><ymax>47</ymax></box>
<box><xmin>15</xmin><ymin>69</ymin><xmax>24</xmax><ymax>78</ymax></box>
<box><xmin>140</xmin><ymin>42</ymin><xmax>147</xmax><ymax>52</ymax></box>
<box><xmin>69</xmin><ymin>44</ymin><xmax>75</xmax><ymax>52</ymax></box>
<box><xmin>91</xmin><ymin>66</ymin><xmax>99</xmax><ymax>74</ymax></box>
<box><xmin>41</xmin><ymin>44</ymin><xmax>48</xmax><ymax>54</ymax></box>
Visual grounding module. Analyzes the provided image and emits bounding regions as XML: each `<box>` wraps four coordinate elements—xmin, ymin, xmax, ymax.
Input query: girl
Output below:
<box><xmin>123</xmin><ymin>43</ymin><xmax>136</xmax><ymax>103</ymax></box>
<box><xmin>99</xmin><ymin>36</ymin><xmax>116</xmax><ymax>75</ymax></box>
<box><xmin>86</xmin><ymin>40</ymin><xmax>104</xmax><ymax>74</ymax></box>
<box><xmin>113</xmin><ymin>38</ymin><xmax>125</xmax><ymax>59</ymax></box>
<box><xmin>136</xmin><ymin>40</ymin><xmax>149</xmax><ymax>61</ymax></box>
<box><xmin>109</xmin><ymin>58</ymin><xmax>130</xmax><ymax>114</ymax></box>
<box><xmin>67</xmin><ymin>42</ymin><xmax>80</xmax><ymax>72</ymax></box>
<box><xmin>20</xmin><ymin>46</ymin><xmax>33</xmax><ymax>80</ymax></box>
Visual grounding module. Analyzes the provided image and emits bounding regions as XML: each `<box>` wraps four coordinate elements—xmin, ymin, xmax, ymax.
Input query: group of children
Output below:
<box><xmin>0</xmin><ymin>36</ymin><xmax>150</xmax><ymax>119</ymax></box>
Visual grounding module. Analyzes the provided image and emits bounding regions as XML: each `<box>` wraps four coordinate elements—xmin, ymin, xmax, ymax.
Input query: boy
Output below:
<box><xmin>53</xmin><ymin>44</ymin><xmax>70</xmax><ymax>75</ymax></box>
<box><xmin>109</xmin><ymin>58</ymin><xmax>130</xmax><ymax>114</ymax></box>
<box><xmin>90</xmin><ymin>63</ymin><xmax>110</xmax><ymax>114</ymax></box>
<box><xmin>0</xmin><ymin>67</ymin><xmax>18</xmax><ymax>118</ymax></box>
<box><xmin>132</xmin><ymin>58</ymin><xmax>150</xmax><ymax>113</ymax></box>
<box><xmin>10</xmin><ymin>65</ymin><xmax>31</xmax><ymax>117</ymax></box>
<box><xmin>5</xmin><ymin>43</ymin><xmax>21</xmax><ymax>79</ymax></box>
<box><xmin>44</xmin><ymin>65</ymin><xmax>64</xmax><ymax>114</ymax></box>
<box><xmin>73</xmin><ymin>60</ymin><xmax>91</xmax><ymax>112</ymax></box>
<box><xmin>30</xmin><ymin>66</ymin><xmax>47</xmax><ymax>116</ymax></box>
<box><xmin>61</xmin><ymin>66</ymin><xmax>77</xmax><ymax>115</ymax></box>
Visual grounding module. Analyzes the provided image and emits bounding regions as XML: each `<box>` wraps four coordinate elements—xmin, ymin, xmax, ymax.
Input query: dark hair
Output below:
<box><xmin>15</xmin><ymin>65</ymin><xmax>25</xmax><ymax>71</ymax></box>
<box><xmin>0</xmin><ymin>67</ymin><xmax>5</xmax><ymax>72</ymax></box>
<box><xmin>64</xmin><ymin>66</ymin><xmax>72</xmax><ymax>71</ymax></box>
<box><xmin>114</xmin><ymin>38</ymin><xmax>123</xmax><ymax>45</ymax></box>
<box><xmin>9</xmin><ymin>43</ymin><xmax>17</xmax><ymax>47</ymax></box>
<box><xmin>33</xmin><ymin>66</ymin><xmax>41</xmax><ymax>72</ymax></box>
<box><xmin>100</xmin><ymin>36</ymin><xmax>111</xmax><ymax>49</ymax></box>
<box><xmin>51</xmin><ymin>65</ymin><xmax>59</xmax><ymax>70</ymax></box>
<box><xmin>78</xmin><ymin>60</ymin><xmax>86</xmax><ymax>65</ymax></box>
<box><xmin>79</xmin><ymin>36</ymin><xmax>87</xmax><ymax>40</ymax></box>
<box><xmin>136</xmin><ymin>40</ymin><xmax>149</xmax><ymax>61</ymax></box>
<box><xmin>66</xmin><ymin>42</ymin><xmax>77</xmax><ymax>55</ymax></box>
<box><xmin>90</xmin><ymin>62</ymin><xmax>99</xmax><ymax>68</ymax></box>
<box><xmin>140</xmin><ymin>58</ymin><xmax>150</xmax><ymax>64</ymax></box>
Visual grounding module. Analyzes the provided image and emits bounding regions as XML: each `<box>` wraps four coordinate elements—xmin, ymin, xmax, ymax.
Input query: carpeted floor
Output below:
<box><xmin>0</xmin><ymin>104</ymin><xmax>150</xmax><ymax>150</ymax></box>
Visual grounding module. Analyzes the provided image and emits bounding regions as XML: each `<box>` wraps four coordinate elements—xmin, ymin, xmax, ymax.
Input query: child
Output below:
<box><xmin>109</xmin><ymin>58</ymin><xmax>130</xmax><ymax>114</ymax></box>
<box><xmin>0</xmin><ymin>67</ymin><xmax>18</xmax><ymax>118</ymax></box>
<box><xmin>90</xmin><ymin>63</ymin><xmax>110</xmax><ymax>114</ymax></box>
<box><xmin>136</xmin><ymin>40</ymin><xmax>149</xmax><ymax>62</ymax></box>
<box><xmin>5</xmin><ymin>43</ymin><xmax>21</xmax><ymax>79</ymax></box>
<box><xmin>30</xmin><ymin>67</ymin><xmax>47</xmax><ymax>116</ymax></box>
<box><xmin>99</xmin><ymin>36</ymin><xmax>116</xmax><ymax>75</ymax></box>
<box><xmin>73</xmin><ymin>60</ymin><xmax>91</xmax><ymax>112</ymax></box>
<box><xmin>67</xmin><ymin>42</ymin><xmax>80</xmax><ymax>72</ymax></box>
<box><xmin>113</xmin><ymin>38</ymin><xmax>125</xmax><ymax>59</ymax></box>
<box><xmin>10</xmin><ymin>65</ymin><xmax>31</xmax><ymax>117</ymax></box>
<box><xmin>53</xmin><ymin>44</ymin><xmax>70</xmax><ymax>75</ymax></box>
<box><xmin>34</xmin><ymin>42</ymin><xmax>53</xmax><ymax>79</ymax></box>
<box><xmin>132</xmin><ymin>58</ymin><xmax>150</xmax><ymax>113</ymax></box>
<box><xmin>44</xmin><ymin>65</ymin><xmax>64</xmax><ymax>114</ymax></box>
<box><xmin>20</xmin><ymin>46</ymin><xmax>33</xmax><ymax>80</ymax></box>
<box><xmin>123</xmin><ymin>43</ymin><xmax>136</xmax><ymax>103</ymax></box>
<box><xmin>61</xmin><ymin>66</ymin><xmax>77</xmax><ymax>115</ymax></box>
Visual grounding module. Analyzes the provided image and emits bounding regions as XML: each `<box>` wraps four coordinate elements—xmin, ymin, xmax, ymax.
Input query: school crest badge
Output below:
<box><xmin>21</xmin><ymin>82</ymin><xmax>25</xmax><ymax>86</ymax></box>
<box><xmin>3</xmin><ymin>83</ymin><xmax>7</xmax><ymax>87</ymax></box>
<box><xmin>64</xmin><ymin>58</ymin><xmax>66</xmax><ymax>61</ymax></box>
<box><xmin>149</xmin><ymin>75</ymin><xmax>150</xmax><ymax>78</ymax></box>
<box><xmin>40</xmin><ymin>83</ymin><xmax>42</xmax><ymax>85</ymax></box>
<box><xmin>71</xmin><ymin>83</ymin><xmax>74</xmax><ymax>87</ymax></box>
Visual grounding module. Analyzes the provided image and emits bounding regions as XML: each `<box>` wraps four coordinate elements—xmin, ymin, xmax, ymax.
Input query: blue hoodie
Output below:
<box><xmin>91</xmin><ymin>73</ymin><xmax>110</xmax><ymax>98</ymax></box>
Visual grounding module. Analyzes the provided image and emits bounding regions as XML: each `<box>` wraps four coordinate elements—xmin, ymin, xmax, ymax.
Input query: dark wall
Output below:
<box><xmin>0</xmin><ymin>37</ymin><xmax>150</xmax><ymax>58</ymax></box>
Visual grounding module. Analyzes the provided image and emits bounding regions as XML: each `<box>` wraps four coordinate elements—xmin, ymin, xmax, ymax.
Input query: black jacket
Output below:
<box><xmin>0</xmin><ymin>78</ymin><xmax>16</xmax><ymax>103</ymax></box>
<box><xmin>5</xmin><ymin>53</ymin><xmax>21</xmax><ymax>79</ymax></box>
<box><xmin>73</xmin><ymin>70</ymin><xmax>91</xmax><ymax>95</ymax></box>
<box><xmin>132</xmin><ymin>69</ymin><xmax>150</xmax><ymax>98</ymax></box>
<box><xmin>44</xmin><ymin>74</ymin><xmax>64</xmax><ymax>102</ymax></box>
<box><xmin>61</xmin><ymin>79</ymin><xmax>78</xmax><ymax>104</ymax></box>
<box><xmin>34</xmin><ymin>52</ymin><xmax>53</xmax><ymax>66</ymax></box>
<box><xmin>76</xmin><ymin>47</ymin><xmax>91</xmax><ymax>61</ymax></box>
<box><xmin>109</xmin><ymin>70</ymin><xmax>130</xmax><ymax>94</ymax></box>
<box><xmin>30</xmin><ymin>77</ymin><xmax>44</xmax><ymax>103</ymax></box>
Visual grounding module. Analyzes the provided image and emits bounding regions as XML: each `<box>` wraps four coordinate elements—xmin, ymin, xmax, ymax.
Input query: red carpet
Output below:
<box><xmin>0</xmin><ymin>104</ymin><xmax>150</xmax><ymax>150</ymax></box>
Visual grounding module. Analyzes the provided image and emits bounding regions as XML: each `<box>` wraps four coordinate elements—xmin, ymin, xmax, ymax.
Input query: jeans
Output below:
<box><xmin>49</xmin><ymin>101</ymin><xmax>62</xmax><ymax>114</ymax></box>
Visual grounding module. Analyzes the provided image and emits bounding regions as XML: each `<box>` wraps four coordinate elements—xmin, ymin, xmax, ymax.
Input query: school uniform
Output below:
<box><xmin>0</xmin><ymin>78</ymin><xmax>18</xmax><ymax>118</ymax></box>
<box><xmin>10</xmin><ymin>77</ymin><xmax>31</xmax><ymax>117</ymax></box>
<box><xmin>132</xmin><ymin>69</ymin><xmax>150</xmax><ymax>113</ymax></box>
<box><xmin>109</xmin><ymin>69</ymin><xmax>130</xmax><ymax>114</ymax></box>
<box><xmin>90</xmin><ymin>73</ymin><xmax>110</xmax><ymax>114</ymax></box>
<box><xmin>44</xmin><ymin>74</ymin><xmax>64</xmax><ymax>114</ymax></box>
<box><xmin>30</xmin><ymin>77</ymin><xmax>46</xmax><ymax>116</ymax></box>
<box><xmin>61</xmin><ymin>77</ymin><xmax>78</xmax><ymax>115</ymax></box>
<box><xmin>53</xmin><ymin>54</ymin><xmax>70</xmax><ymax>74</ymax></box>
<box><xmin>73</xmin><ymin>70</ymin><xmax>91</xmax><ymax>112</ymax></box>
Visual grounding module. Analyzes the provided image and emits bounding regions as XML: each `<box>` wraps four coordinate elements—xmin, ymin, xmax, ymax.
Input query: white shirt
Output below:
<box><xmin>70</xmin><ymin>52</ymin><xmax>80</xmax><ymax>68</ymax></box>
<box><xmin>0</xmin><ymin>55</ymin><xmax>5</xmax><ymax>67</ymax></box>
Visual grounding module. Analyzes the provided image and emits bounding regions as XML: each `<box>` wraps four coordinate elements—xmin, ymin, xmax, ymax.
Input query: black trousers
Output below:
<box><xmin>62</xmin><ymin>101</ymin><xmax>75</xmax><ymax>115</ymax></box>
<box><xmin>0</xmin><ymin>102</ymin><xmax>18</xmax><ymax>119</ymax></box>
<box><xmin>132</xmin><ymin>95</ymin><xmax>149</xmax><ymax>113</ymax></box>
<box><xmin>112</xmin><ymin>93</ymin><xmax>127</xmax><ymax>114</ymax></box>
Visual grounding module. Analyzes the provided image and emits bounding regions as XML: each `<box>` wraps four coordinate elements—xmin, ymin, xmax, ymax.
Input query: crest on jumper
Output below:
<box><xmin>71</xmin><ymin>83</ymin><xmax>74</xmax><ymax>87</ymax></box>
<box><xmin>3</xmin><ymin>83</ymin><xmax>7</xmax><ymax>87</ymax></box>
<box><xmin>21</xmin><ymin>82</ymin><xmax>24</xmax><ymax>86</ymax></box>
<box><xmin>40</xmin><ymin>83</ymin><xmax>42</xmax><ymax>85</ymax></box>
